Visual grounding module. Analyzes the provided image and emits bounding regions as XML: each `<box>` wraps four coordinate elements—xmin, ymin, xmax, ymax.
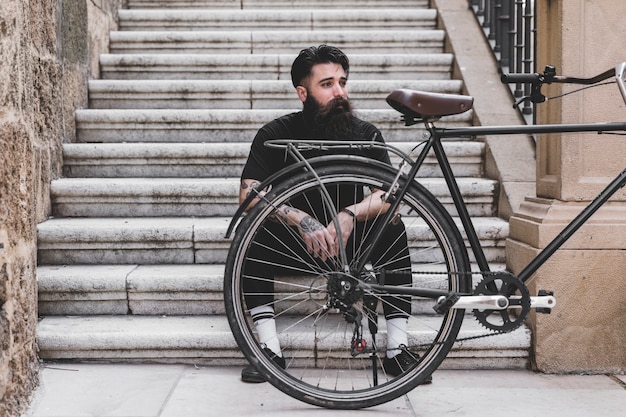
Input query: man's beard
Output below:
<box><xmin>303</xmin><ymin>94</ymin><xmax>356</xmax><ymax>140</ymax></box>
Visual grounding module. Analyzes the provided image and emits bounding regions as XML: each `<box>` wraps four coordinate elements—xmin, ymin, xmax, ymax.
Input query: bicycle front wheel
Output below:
<box><xmin>224</xmin><ymin>161</ymin><xmax>471</xmax><ymax>409</ymax></box>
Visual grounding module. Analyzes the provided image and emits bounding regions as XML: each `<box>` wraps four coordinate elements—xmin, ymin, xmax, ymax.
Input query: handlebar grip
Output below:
<box><xmin>500</xmin><ymin>73</ymin><xmax>541</xmax><ymax>84</ymax></box>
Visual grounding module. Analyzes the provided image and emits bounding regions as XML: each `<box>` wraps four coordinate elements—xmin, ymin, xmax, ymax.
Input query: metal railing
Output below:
<box><xmin>469</xmin><ymin>0</ymin><xmax>537</xmax><ymax>120</ymax></box>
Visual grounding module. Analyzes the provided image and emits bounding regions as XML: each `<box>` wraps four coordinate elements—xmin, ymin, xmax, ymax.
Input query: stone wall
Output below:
<box><xmin>507</xmin><ymin>0</ymin><xmax>626</xmax><ymax>373</ymax></box>
<box><xmin>0</xmin><ymin>1</ymin><xmax>124</xmax><ymax>415</ymax></box>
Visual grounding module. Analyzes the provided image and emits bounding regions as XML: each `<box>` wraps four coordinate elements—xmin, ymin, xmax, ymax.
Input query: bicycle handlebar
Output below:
<box><xmin>501</xmin><ymin>65</ymin><xmax>617</xmax><ymax>85</ymax></box>
<box><xmin>500</xmin><ymin>72</ymin><xmax>543</xmax><ymax>84</ymax></box>
<box><xmin>501</xmin><ymin>61</ymin><xmax>626</xmax><ymax>107</ymax></box>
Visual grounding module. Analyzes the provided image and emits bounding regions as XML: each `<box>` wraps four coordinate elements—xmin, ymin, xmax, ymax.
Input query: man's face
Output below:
<box><xmin>296</xmin><ymin>62</ymin><xmax>348</xmax><ymax>106</ymax></box>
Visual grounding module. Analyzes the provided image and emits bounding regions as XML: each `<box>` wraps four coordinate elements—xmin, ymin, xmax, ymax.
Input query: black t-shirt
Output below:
<box><xmin>242</xmin><ymin>111</ymin><xmax>391</xmax><ymax>182</ymax></box>
<box><xmin>241</xmin><ymin>111</ymin><xmax>391</xmax><ymax>215</ymax></box>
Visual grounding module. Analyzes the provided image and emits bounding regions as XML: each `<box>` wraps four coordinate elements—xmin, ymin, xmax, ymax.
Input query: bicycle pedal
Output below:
<box><xmin>433</xmin><ymin>293</ymin><xmax>460</xmax><ymax>314</ymax></box>
<box><xmin>535</xmin><ymin>289</ymin><xmax>555</xmax><ymax>314</ymax></box>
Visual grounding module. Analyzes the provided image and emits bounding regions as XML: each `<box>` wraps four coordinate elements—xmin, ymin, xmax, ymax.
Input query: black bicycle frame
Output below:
<box><xmin>360</xmin><ymin>120</ymin><xmax>626</xmax><ymax>298</ymax></box>
<box><xmin>435</xmin><ymin>121</ymin><xmax>626</xmax><ymax>284</ymax></box>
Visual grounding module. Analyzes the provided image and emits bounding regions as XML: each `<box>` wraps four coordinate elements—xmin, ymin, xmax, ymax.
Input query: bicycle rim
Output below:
<box><xmin>224</xmin><ymin>163</ymin><xmax>470</xmax><ymax>409</ymax></box>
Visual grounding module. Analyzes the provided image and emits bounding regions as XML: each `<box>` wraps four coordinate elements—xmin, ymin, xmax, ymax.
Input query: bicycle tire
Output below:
<box><xmin>224</xmin><ymin>160</ymin><xmax>471</xmax><ymax>409</ymax></box>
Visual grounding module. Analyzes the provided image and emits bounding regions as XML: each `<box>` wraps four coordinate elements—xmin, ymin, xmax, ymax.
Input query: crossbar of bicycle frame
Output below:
<box><xmin>364</xmin><ymin>121</ymin><xmax>626</xmax><ymax>299</ymax></box>
<box><xmin>436</xmin><ymin>121</ymin><xmax>626</xmax><ymax>284</ymax></box>
<box><xmin>436</xmin><ymin>122</ymin><xmax>626</xmax><ymax>138</ymax></box>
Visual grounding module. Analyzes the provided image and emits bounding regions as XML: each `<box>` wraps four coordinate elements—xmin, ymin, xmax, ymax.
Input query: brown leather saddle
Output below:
<box><xmin>386</xmin><ymin>89</ymin><xmax>474</xmax><ymax>124</ymax></box>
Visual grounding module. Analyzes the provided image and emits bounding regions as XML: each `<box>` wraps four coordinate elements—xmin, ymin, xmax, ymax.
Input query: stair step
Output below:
<box><xmin>37</xmin><ymin>263</ymin><xmax>505</xmax><ymax>316</ymax></box>
<box><xmin>61</xmin><ymin>141</ymin><xmax>484</xmax><ymax>178</ymax></box>
<box><xmin>110</xmin><ymin>30</ymin><xmax>444</xmax><ymax>54</ymax></box>
<box><xmin>127</xmin><ymin>0</ymin><xmax>431</xmax><ymax>9</ymax></box>
<box><xmin>38</xmin><ymin>264</ymin><xmax>224</xmax><ymax>316</ymax></box>
<box><xmin>74</xmin><ymin>108</ymin><xmax>472</xmax><ymax>143</ymax></box>
<box><xmin>36</xmin><ymin>216</ymin><xmax>508</xmax><ymax>265</ymax></box>
<box><xmin>50</xmin><ymin>177</ymin><xmax>498</xmax><ymax>218</ymax></box>
<box><xmin>88</xmin><ymin>79</ymin><xmax>464</xmax><ymax>110</ymax></box>
<box><xmin>35</xmin><ymin>314</ymin><xmax>531</xmax><ymax>368</ymax></box>
<box><xmin>100</xmin><ymin>53</ymin><xmax>454</xmax><ymax>80</ymax></box>
<box><xmin>35</xmin><ymin>0</ymin><xmax>522</xmax><ymax>371</ymax></box>
<box><xmin>117</xmin><ymin>9</ymin><xmax>437</xmax><ymax>32</ymax></box>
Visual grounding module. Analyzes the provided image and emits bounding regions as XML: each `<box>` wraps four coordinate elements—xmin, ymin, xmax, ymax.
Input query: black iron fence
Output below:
<box><xmin>468</xmin><ymin>0</ymin><xmax>536</xmax><ymax>119</ymax></box>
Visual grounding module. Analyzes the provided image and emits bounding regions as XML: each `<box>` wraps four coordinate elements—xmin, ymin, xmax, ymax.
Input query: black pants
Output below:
<box><xmin>242</xmin><ymin>219</ymin><xmax>412</xmax><ymax>319</ymax></box>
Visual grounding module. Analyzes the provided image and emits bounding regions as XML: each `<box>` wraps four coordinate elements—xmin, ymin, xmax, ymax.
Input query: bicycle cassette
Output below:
<box><xmin>472</xmin><ymin>273</ymin><xmax>531</xmax><ymax>333</ymax></box>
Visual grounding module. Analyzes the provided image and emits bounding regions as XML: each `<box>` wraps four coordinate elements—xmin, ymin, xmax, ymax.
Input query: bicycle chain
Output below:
<box><xmin>352</xmin><ymin>271</ymin><xmax>530</xmax><ymax>354</ymax></box>
<box><xmin>374</xmin><ymin>330</ymin><xmax>508</xmax><ymax>354</ymax></box>
<box><xmin>351</xmin><ymin>270</ymin><xmax>531</xmax><ymax>354</ymax></box>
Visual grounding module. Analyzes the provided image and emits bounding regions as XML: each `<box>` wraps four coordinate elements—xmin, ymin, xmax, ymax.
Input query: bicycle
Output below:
<box><xmin>223</xmin><ymin>61</ymin><xmax>626</xmax><ymax>409</ymax></box>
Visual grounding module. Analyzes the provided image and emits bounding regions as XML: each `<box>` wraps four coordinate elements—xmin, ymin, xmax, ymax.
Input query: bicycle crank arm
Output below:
<box><xmin>443</xmin><ymin>294</ymin><xmax>556</xmax><ymax>311</ymax></box>
<box><xmin>510</xmin><ymin>294</ymin><xmax>557</xmax><ymax>312</ymax></box>
<box><xmin>446</xmin><ymin>295</ymin><xmax>509</xmax><ymax>310</ymax></box>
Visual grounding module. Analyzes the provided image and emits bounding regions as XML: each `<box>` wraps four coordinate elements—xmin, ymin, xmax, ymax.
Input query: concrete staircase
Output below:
<box><xmin>36</xmin><ymin>0</ymin><xmax>530</xmax><ymax>367</ymax></box>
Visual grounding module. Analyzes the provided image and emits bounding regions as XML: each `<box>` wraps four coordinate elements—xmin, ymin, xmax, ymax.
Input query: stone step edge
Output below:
<box><xmin>72</xmin><ymin>109</ymin><xmax>472</xmax><ymax>139</ymax></box>
<box><xmin>98</xmin><ymin>53</ymin><xmax>454</xmax><ymax>80</ymax></box>
<box><xmin>87</xmin><ymin>79</ymin><xmax>463</xmax><ymax>110</ymax></box>
<box><xmin>110</xmin><ymin>30</ymin><xmax>440</xmax><ymax>40</ymax></box>
<box><xmin>99</xmin><ymin>52</ymin><xmax>454</xmax><ymax>66</ymax></box>
<box><xmin>37</xmin><ymin>216</ymin><xmax>509</xmax><ymax>246</ymax></box>
<box><xmin>74</xmin><ymin>108</ymin><xmax>470</xmax><ymax>122</ymax></box>
<box><xmin>61</xmin><ymin>141</ymin><xmax>484</xmax><ymax>179</ymax></box>
<box><xmin>36</xmin><ymin>263</ymin><xmax>506</xmax><ymax>316</ymax></box>
<box><xmin>36</xmin><ymin>216</ymin><xmax>508</xmax><ymax>265</ymax></box>
<box><xmin>49</xmin><ymin>181</ymin><xmax>496</xmax><ymax>218</ymax></box>
<box><xmin>73</xmin><ymin>109</ymin><xmax>473</xmax><ymax>144</ymax></box>
<box><xmin>50</xmin><ymin>177</ymin><xmax>497</xmax><ymax>202</ymax></box>
<box><xmin>88</xmin><ymin>78</ymin><xmax>463</xmax><ymax>92</ymax></box>
<box><xmin>116</xmin><ymin>9</ymin><xmax>437</xmax><ymax>27</ymax></box>
<box><xmin>126</xmin><ymin>0</ymin><xmax>430</xmax><ymax>9</ymax></box>
<box><xmin>35</xmin><ymin>315</ymin><xmax>530</xmax><ymax>368</ymax></box>
<box><xmin>109</xmin><ymin>31</ymin><xmax>443</xmax><ymax>52</ymax></box>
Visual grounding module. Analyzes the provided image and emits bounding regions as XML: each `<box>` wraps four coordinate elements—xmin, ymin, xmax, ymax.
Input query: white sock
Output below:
<box><xmin>250</xmin><ymin>305</ymin><xmax>282</xmax><ymax>357</ymax></box>
<box><xmin>386</xmin><ymin>317</ymin><xmax>408</xmax><ymax>358</ymax></box>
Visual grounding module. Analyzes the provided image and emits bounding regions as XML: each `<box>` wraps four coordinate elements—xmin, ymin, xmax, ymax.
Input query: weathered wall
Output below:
<box><xmin>0</xmin><ymin>1</ymin><xmax>124</xmax><ymax>415</ymax></box>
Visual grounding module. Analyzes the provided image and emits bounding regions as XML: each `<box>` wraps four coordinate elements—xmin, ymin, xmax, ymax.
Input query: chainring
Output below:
<box><xmin>472</xmin><ymin>272</ymin><xmax>531</xmax><ymax>332</ymax></box>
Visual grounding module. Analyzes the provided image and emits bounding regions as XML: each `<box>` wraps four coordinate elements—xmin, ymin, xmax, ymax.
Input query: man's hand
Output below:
<box><xmin>297</xmin><ymin>215</ymin><xmax>336</xmax><ymax>261</ymax></box>
<box><xmin>298</xmin><ymin>210</ymin><xmax>355</xmax><ymax>261</ymax></box>
<box><xmin>327</xmin><ymin>211</ymin><xmax>355</xmax><ymax>255</ymax></box>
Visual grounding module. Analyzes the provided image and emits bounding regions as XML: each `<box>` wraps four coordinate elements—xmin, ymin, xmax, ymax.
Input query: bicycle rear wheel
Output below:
<box><xmin>224</xmin><ymin>160</ymin><xmax>471</xmax><ymax>409</ymax></box>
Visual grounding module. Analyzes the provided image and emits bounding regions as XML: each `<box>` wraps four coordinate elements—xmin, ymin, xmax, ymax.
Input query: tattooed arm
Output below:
<box><xmin>327</xmin><ymin>189</ymin><xmax>390</xmax><ymax>253</ymax></box>
<box><xmin>239</xmin><ymin>179</ymin><xmax>265</xmax><ymax>210</ymax></box>
<box><xmin>239</xmin><ymin>178</ymin><xmax>336</xmax><ymax>260</ymax></box>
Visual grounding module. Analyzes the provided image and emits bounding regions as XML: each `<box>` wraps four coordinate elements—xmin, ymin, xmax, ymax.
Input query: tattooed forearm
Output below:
<box><xmin>279</xmin><ymin>206</ymin><xmax>296</xmax><ymax>216</ymax></box>
<box><xmin>270</xmin><ymin>204</ymin><xmax>289</xmax><ymax>222</ymax></box>
<box><xmin>270</xmin><ymin>205</ymin><xmax>301</xmax><ymax>223</ymax></box>
<box><xmin>300</xmin><ymin>216</ymin><xmax>323</xmax><ymax>233</ymax></box>
<box><xmin>241</xmin><ymin>180</ymin><xmax>262</xmax><ymax>199</ymax></box>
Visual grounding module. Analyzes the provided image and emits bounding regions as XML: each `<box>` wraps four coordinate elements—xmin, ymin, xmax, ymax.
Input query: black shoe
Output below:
<box><xmin>382</xmin><ymin>348</ymin><xmax>433</xmax><ymax>384</ymax></box>
<box><xmin>241</xmin><ymin>348</ymin><xmax>285</xmax><ymax>383</ymax></box>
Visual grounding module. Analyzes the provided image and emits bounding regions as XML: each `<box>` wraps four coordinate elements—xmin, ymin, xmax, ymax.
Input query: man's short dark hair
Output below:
<box><xmin>290</xmin><ymin>45</ymin><xmax>350</xmax><ymax>88</ymax></box>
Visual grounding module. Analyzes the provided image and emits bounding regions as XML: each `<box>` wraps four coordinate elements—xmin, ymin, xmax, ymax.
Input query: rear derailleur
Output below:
<box><xmin>326</xmin><ymin>273</ymin><xmax>380</xmax><ymax>356</ymax></box>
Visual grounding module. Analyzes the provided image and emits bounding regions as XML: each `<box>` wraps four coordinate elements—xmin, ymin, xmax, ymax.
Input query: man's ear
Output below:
<box><xmin>296</xmin><ymin>85</ymin><xmax>307</xmax><ymax>103</ymax></box>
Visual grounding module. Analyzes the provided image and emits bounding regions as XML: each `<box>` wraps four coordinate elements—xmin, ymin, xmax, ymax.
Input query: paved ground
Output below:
<box><xmin>23</xmin><ymin>364</ymin><xmax>625</xmax><ymax>417</ymax></box>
